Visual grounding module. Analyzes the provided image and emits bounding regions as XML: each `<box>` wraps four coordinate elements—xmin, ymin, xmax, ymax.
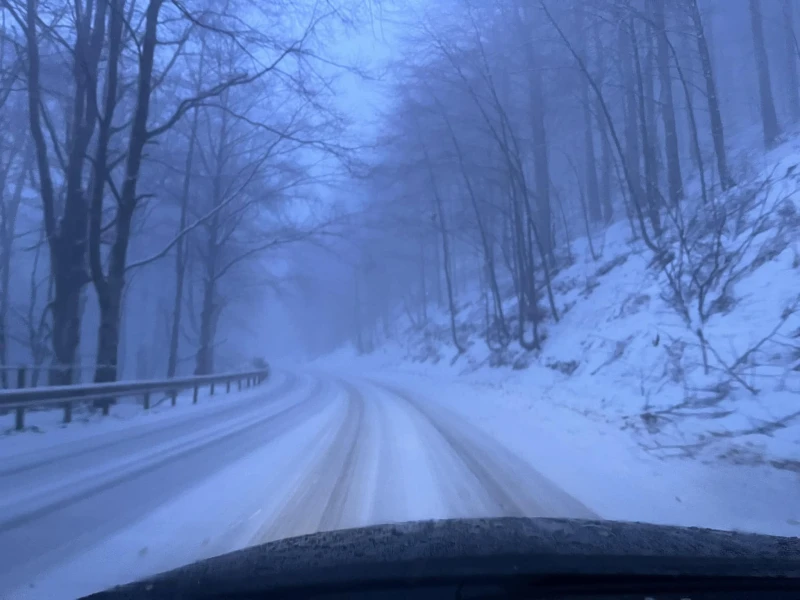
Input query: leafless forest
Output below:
<box><xmin>1</xmin><ymin>0</ymin><xmax>798</xmax><ymax>386</ymax></box>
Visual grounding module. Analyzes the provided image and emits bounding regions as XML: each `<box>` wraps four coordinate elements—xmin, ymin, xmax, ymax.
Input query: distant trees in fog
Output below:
<box><xmin>352</xmin><ymin>0</ymin><xmax>799</xmax><ymax>355</ymax></box>
<box><xmin>0</xmin><ymin>0</ymin><xmax>370</xmax><ymax>383</ymax></box>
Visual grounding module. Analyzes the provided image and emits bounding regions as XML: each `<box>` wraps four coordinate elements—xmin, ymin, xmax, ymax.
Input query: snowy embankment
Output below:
<box><xmin>316</xmin><ymin>136</ymin><xmax>800</xmax><ymax>535</ymax></box>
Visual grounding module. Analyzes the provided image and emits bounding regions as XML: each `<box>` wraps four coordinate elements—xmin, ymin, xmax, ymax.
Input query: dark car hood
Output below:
<box><xmin>84</xmin><ymin>517</ymin><xmax>800</xmax><ymax>598</ymax></box>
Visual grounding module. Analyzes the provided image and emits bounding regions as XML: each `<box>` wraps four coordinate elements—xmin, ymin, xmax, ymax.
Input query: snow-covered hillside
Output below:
<box><xmin>324</xmin><ymin>135</ymin><xmax>800</xmax><ymax>477</ymax></box>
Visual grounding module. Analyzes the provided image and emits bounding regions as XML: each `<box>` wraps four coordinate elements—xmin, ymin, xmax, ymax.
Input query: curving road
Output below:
<box><xmin>0</xmin><ymin>370</ymin><xmax>597</xmax><ymax>599</ymax></box>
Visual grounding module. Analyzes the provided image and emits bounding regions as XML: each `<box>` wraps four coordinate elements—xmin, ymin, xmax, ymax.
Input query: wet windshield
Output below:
<box><xmin>0</xmin><ymin>0</ymin><xmax>798</xmax><ymax>598</ymax></box>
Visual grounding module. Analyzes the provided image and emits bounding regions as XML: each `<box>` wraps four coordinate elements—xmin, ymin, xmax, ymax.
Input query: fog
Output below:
<box><xmin>0</xmin><ymin>0</ymin><xmax>795</xmax><ymax>379</ymax></box>
<box><xmin>3</xmin><ymin>1</ymin><xmax>800</xmax><ymax>597</ymax></box>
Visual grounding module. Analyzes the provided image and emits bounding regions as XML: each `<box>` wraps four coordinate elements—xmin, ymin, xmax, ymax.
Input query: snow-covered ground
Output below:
<box><xmin>1</xmin><ymin>370</ymin><xmax>598</xmax><ymax>600</ymax></box>
<box><xmin>310</xmin><ymin>134</ymin><xmax>800</xmax><ymax>538</ymax></box>
<box><xmin>318</xmin><ymin>360</ymin><xmax>800</xmax><ymax>537</ymax></box>
<box><xmin>3</xmin><ymin>363</ymin><xmax>797</xmax><ymax>600</ymax></box>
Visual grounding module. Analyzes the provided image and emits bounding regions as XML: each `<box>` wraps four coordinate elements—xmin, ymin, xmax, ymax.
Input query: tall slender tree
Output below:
<box><xmin>749</xmin><ymin>0</ymin><xmax>781</xmax><ymax>148</ymax></box>
<box><xmin>577</xmin><ymin>1</ymin><xmax>601</xmax><ymax>222</ymax></box>
<box><xmin>654</xmin><ymin>0</ymin><xmax>683</xmax><ymax>204</ymax></box>
<box><xmin>687</xmin><ymin>0</ymin><xmax>734</xmax><ymax>190</ymax></box>
<box><xmin>783</xmin><ymin>0</ymin><xmax>800</xmax><ymax>122</ymax></box>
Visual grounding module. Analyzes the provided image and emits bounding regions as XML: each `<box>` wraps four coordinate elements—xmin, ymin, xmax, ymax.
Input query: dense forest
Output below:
<box><xmin>0</xmin><ymin>0</ymin><xmax>797</xmax><ymax>385</ymax></box>
<box><xmin>0</xmin><ymin>0</ymin><xmax>372</xmax><ymax>385</ymax></box>
<box><xmin>335</xmin><ymin>0</ymin><xmax>800</xmax><ymax>360</ymax></box>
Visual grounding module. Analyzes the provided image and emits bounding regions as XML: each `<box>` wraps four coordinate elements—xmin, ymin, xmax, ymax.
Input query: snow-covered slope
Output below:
<box><xmin>323</xmin><ymin>136</ymin><xmax>800</xmax><ymax>475</ymax></box>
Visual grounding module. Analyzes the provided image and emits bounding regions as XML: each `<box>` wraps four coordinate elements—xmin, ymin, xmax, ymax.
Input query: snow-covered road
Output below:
<box><xmin>0</xmin><ymin>369</ymin><xmax>596</xmax><ymax>599</ymax></box>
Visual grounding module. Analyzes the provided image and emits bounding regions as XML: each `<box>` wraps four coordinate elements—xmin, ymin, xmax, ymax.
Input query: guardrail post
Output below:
<box><xmin>15</xmin><ymin>367</ymin><xmax>26</xmax><ymax>430</ymax></box>
<box><xmin>143</xmin><ymin>392</ymin><xmax>150</xmax><ymax>410</ymax></box>
<box><xmin>237</xmin><ymin>379</ymin><xmax>242</xmax><ymax>391</ymax></box>
<box><xmin>63</xmin><ymin>402</ymin><xmax>72</xmax><ymax>424</ymax></box>
<box><xmin>102</xmin><ymin>402</ymin><xmax>110</xmax><ymax>416</ymax></box>
<box><xmin>192</xmin><ymin>385</ymin><xmax>198</xmax><ymax>404</ymax></box>
<box><xmin>170</xmin><ymin>390</ymin><xmax>177</xmax><ymax>406</ymax></box>
<box><xmin>226</xmin><ymin>380</ymin><xmax>231</xmax><ymax>393</ymax></box>
<box><xmin>210</xmin><ymin>382</ymin><xmax>215</xmax><ymax>396</ymax></box>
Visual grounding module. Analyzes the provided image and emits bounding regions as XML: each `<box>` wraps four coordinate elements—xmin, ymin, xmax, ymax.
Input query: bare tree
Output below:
<box><xmin>748</xmin><ymin>0</ymin><xmax>781</xmax><ymax>148</ymax></box>
<box><xmin>654</xmin><ymin>0</ymin><xmax>684</xmax><ymax>205</ymax></box>
<box><xmin>576</xmin><ymin>1</ymin><xmax>601</xmax><ymax>223</ymax></box>
<box><xmin>6</xmin><ymin>0</ymin><xmax>104</xmax><ymax>384</ymax></box>
<box><xmin>783</xmin><ymin>0</ymin><xmax>800</xmax><ymax>122</ymax></box>
<box><xmin>0</xmin><ymin>124</ymin><xmax>31</xmax><ymax>386</ymax></box>
<box><xmin>685</xmin><ymin>0</ymin><xmax>734</xmax><ymax>190</ymax></box>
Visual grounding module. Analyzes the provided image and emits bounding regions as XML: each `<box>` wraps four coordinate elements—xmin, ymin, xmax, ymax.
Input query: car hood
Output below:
<box><xmin>84</xmin><ymin>517</ymin><xmax>800</xmax><ymax>598</ymax></box>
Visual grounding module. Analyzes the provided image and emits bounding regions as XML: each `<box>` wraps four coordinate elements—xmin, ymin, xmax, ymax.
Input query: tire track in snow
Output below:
<box><xmin>318</xmin><ymin>380</ymin><xmax>368</xmax><ymax>531</ymax></box>
<box><xmin>244</xmin><ymin>371</ymin><xmax>595</xmax><ymax>548</ymax></box>
<box><xmin>252</xmin><ymin>378</ymin><xmax>367</xmax><ymax>543</ymax></box>
<box><xmin>367</xmin><ymin>379</ymin><xmax>599</xmax><ymax>520</ymax></box>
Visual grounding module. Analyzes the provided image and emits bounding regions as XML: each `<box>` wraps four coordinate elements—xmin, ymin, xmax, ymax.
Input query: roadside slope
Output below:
<box><xmin>322</xmin><ymin>136</ymin><xmax>800</xmax><ymax>473</ymax></box>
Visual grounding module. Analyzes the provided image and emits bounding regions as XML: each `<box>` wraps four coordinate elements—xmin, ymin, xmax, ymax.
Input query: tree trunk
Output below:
<box><xmin>433</xmin><ymin>193</ymin><xmax>463</xmax><ymax>355</ymax></box>
<box><xmin>643</xmin><ymin>2</ymin><xmax>661</xmax><ymax>181</ymax></box>
<box><xmin>529</xmin><ymin>50</ymin><xmax>554</xmax><ymax>263</ymax></box>
<box><xmin>540</xmin><ymin>0</ymin><xmax>658</xmax><ymax>251</ymax></box>
<box><xmin>432</xmin><ymin>227</ymin><xmax>442</xmax><ymax>307</ymax></box>
<box><xmin>632</xmin><ymin>19</ymin><xmax>662</xmax><ymax>238</ymax></box>
<box><xmin>167</xmin><ymin>105</ymin><xmax>200</xmax><ymax>378</ymax></box>
<box><xmin>0</xmin><ymin>158</ymin><xmax>10</xmax><ymax>387</ymax></box>
<box><xmin>412</xmin><ymin>108</ymin><xmax>462</xmax><ymax>354</ymax></box>
<box><xmin>620</xmin><ymin>21</ymin><xmax>643</xmax><ymax>218</ymax></box>
<box><xmin>24</xmin><ymin>0</ymin><xmax>105</xmax><ymax>385</ymax></box>
<box><xmin>24</xmin><ymin>230</ymin><xmax>52</xmax><ymax>385</ymax></box>
<box><xmin>433</xmin><ymin>96</ymin><xmax>509</xmax><ymax>342</ymax></box>
<box><xmin>679</xmin><ymin>30</ymin><xmax>702</xmax><ymax>171</ymax></box>
<box><xmin>195</xmin><ymin>211</ymin><xmax>221</xmax><ymax>376</ymax></box>
<box><xmin>195</xmin><ymin>276</ymin><xmax>219</xmax><ymax>375</ymax></box>
<box><xmin>90</xmin><ymin>0</ymin><xmax>126</xmax><ymax>385</ymax></box>
<box><xmin>93</xmin><ymin>278</ymin><xmax>124</xmax><ymax>383</ymax></box>
<box><xmin>667</xmin><ymin>27</ymin><xmax>709</xmax><ymax>206</ymax></box>
<box><xmin>594</xmin><ymin>20</ymin><xmax>613</xmax><ymax>223</ymax></box>
<box><xmin>50</xmin><ymin>272</ymin><xmax>83</xmax><ymax>385</ymax></box>
<box><xmin>0</xmin><ymin>145</ymin><xmax>31</xmax><ymax>385</ymax></box>
<box><xmin>783</xmin><ymin>0</ymin><xmax>800</xmax><ymax>122</ymax></box>
<box><xmin>511</xmin><ymin>188</ymin><xmax>539</xmax><ymax>351</ymax></box>
<box><xmin>194</xmin><ymin>97</ymin><xmax>228</xmax><ymax>375</ymax></box>
<box><xmin>689</xmin><ymin>0</ymin><xmax>734</xmax><ymax>190</ymax></box>
<box><xmin>353</xmin><ymin>270</ymin><xmax>363</xmax><ymax>354</ymax></box>
<box><xmin>578</xmin><ymin>2</ymin><xmax>601</xmax><ymax>222</ymax></box>
<box><xmin>654</xmin><ymin>0</ymin><xmax>683</xmax><ymax>205</ymax></box>
<box><xmin>419</xmin><ymin>238</ymin><xmax>428</xmax><ymax>325</ymax></box>
<box><xmin>749</xmin><ymin>0</ymin><xmax>781</xmax><ymax>148</ymax></box>
<box><xmin>91</xmin><ymin>0</ymin><xmax>164</xmax><ymax>386</ymax></box>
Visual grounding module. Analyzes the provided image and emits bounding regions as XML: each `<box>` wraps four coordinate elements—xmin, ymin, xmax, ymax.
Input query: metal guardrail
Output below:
<box><xmin>0</xmin><ymin>367</ymin><xmax>271</xmax><ymax>431</ymax></box>
<box><xmin>1</xmin><ymin>364</ymin><xmax>112</xmax><ymax>389</ymax></box>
